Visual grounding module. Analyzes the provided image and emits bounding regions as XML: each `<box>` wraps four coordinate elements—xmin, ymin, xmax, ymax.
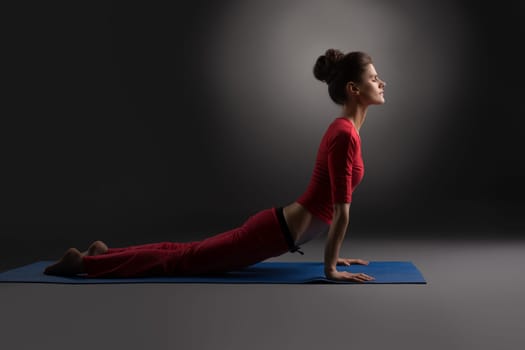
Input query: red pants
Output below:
<box><xmin>82</xmin><ymin>207</ymin><xmax>295</xmax><ymax>278</ymax></box>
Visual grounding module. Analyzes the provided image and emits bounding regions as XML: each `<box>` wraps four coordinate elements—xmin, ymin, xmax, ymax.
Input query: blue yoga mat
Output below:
<box><xmin>0</xmin><ymin>261</ymin><xmax>426</xmax><ymax>284</ymax></box>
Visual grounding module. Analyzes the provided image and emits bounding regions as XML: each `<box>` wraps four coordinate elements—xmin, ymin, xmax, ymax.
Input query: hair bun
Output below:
<box><xmin>313</xmin><ymin>48</ymin><xmax>345</xmax><ymax>84</ymax></box>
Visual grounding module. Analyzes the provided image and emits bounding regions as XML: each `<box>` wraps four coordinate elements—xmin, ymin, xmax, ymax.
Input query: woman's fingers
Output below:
<box><xmin>352</xmin><ymin>259</ymin><xmax>369</xmax><ymax>265</ymax></box>
<box><xmin>352</xmin><ymin>274</ymin><xmax>366</xmax><ymax>282</ymax></box>
<box><xmin>340</xmin><ymin>258</ymin><xmax>369</xmax><ymax>265</ymax></box>
<box><xmin>361</xmin><ymin>273</ymin><xmax>374</xmax><ymax>281</ymax></box>
<box><xmin>337</xmin><ymin>258</ymin><xmax>350</xmax><ymax>265</ymax></box>
<box><xmin>345</xmin><ymin>272</ymin><xmax>374</xmax><ymax>282</ymax></box>
<box><xmin>325</xmin><ymin>270</ymin><xmax>375</xmax><ymax>282</ymax></box>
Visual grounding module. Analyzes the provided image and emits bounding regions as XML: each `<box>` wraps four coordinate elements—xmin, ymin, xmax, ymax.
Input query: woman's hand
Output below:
<box><xmin>325</xmin><ymin>269</ymin><xmax>375</xmax><ymax>283</ymax></box>
<box><xmin>337</xmin><ymin>258</ymin><xmax>369</xmax><ymax>266</ymax></box>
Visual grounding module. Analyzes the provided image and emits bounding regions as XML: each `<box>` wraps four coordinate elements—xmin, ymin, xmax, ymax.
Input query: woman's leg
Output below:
<box><xmin>179</xmin><ymin>207</ymin><xmax>291</xmax><ymax>275</ymax></box>
<box><xmin>104</xmin><ymin>241</ymin><xmax>181</xmax><ymax>254</ymax></box>
<box><xmin>81</xmin><ymin>207</ymin><xmax>291</xmax><ymax>278</ymax></box>
<box><xmin>82</xmin><ymin>243</ymin><xmax>191</xmax><ymax>278</ymax></box>
<box><xmin>44</xmin><ymin>242</ymin><xmax>192</xmax><ymax>277</ymax></box>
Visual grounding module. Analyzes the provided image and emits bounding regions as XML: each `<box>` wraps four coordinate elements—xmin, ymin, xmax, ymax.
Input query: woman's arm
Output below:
<box><xmin>324</xmin><ymin>202</ymin><xmax>375</xmax><ymax>282</ymax></box>
<box><xmin>324</xmin><ymin>202</ymin><xmax>350</xmax><ymax>274</ymax></box>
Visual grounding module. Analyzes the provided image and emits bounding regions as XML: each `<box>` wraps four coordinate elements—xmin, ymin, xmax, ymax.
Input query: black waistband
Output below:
<box><xmin>275</xmin><ymin>207</ymin><xmax>304</xmax><ymax>255</ymax></box>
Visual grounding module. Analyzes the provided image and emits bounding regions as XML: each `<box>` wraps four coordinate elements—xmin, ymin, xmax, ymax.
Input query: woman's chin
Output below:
<box><xmin>364</xmin><ymin>96</ymin><xmax>386</xmax><ymax>106</ymax></box>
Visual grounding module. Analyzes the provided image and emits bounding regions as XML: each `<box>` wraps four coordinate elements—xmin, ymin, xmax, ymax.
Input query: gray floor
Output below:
<box><xmin>1</xmin><ymin>237</ymin><xmax>524</xmax><ymax>350</ymax></box>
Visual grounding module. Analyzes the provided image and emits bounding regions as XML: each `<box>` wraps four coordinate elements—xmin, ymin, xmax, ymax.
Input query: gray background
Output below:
<box><xmin>3</xmin><ymin>0</ymin><xmax>524</xmax><ymax>244</ymax></box>
<box><xmin>1</xmin><ymin>1</ymin><xmax>525</xmax><ymax>349</ymax></box>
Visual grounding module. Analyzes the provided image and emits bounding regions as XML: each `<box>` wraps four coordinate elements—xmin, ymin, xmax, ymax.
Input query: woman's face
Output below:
<box><xmin>349</xmin><ymin>64</ymin><xmax>386</xmax><ymax>105</ymax></box>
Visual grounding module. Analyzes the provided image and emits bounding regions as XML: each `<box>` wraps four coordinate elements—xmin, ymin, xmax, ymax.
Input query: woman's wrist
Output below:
<box><xmin>324</xmin><ymin>264</ymin><xmax>337</xmax><ymax>274</ymax></box>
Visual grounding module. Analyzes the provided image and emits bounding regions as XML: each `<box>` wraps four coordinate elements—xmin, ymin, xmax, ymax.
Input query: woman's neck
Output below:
<box><xmin>341</xmin><ymin>102</ymin><xmax>367</xmax><ymax>134</ymax></box>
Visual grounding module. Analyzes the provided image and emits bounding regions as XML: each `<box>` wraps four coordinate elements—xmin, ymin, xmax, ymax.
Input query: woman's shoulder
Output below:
<box><xmin>326</xmin><ymin>117</ymin><xmax>359</xmax><ymax>142</ymax></box>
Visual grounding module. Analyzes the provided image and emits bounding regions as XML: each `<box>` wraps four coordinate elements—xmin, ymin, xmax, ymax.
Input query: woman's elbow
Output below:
<box><xmin>332</xmin><ymin>202</ymin><xmax>350</xmax><ymax>222</ymax></box>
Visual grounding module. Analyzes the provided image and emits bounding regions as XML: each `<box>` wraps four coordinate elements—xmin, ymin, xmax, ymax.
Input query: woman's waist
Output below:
<box><xmin>283</xmin><ymin>202</ymin><xmax>330</xmax><ymax>245</ymax></box>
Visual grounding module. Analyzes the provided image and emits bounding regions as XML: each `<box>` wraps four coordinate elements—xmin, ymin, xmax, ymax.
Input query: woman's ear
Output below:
<box><xmin>346</xmin><ymin>82</ymin><xmax>360</xmax><ymax>96</ymax></box>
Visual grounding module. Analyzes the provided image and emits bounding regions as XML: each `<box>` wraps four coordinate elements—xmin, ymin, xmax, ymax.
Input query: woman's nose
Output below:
<box><xmin>380</xmin><ymin>79</ymin><xmax>386</xmax><ymax>87</ymax></box>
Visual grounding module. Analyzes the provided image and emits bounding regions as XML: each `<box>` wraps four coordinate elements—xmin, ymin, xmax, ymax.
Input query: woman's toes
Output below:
<box><xmin>44</xmin><ymin>248</ymin><xmax>84</xmax><ymax>276</ymax></box>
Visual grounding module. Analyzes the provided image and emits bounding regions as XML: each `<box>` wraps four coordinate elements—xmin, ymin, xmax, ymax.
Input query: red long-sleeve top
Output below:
<box><xmin>296</xmin><ymin>117</ymin><xmax>364</xmax><ymax>225</ymax></box>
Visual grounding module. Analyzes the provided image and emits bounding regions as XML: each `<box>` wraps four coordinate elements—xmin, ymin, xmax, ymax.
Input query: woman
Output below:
<box><xmin>44</xmin><ymin>49</ymin><xmax>386</xmax><ymax>282</ymax></box>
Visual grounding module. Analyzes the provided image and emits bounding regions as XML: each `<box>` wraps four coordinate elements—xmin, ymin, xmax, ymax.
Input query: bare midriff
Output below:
<box><xmin>282</xmin><ymin>202</ymin><xmax>330</xmax><ymax>246</ymax></box>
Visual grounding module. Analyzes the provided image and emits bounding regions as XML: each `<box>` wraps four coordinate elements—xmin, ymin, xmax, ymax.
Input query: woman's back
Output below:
<box><xmin>283</xmin><ymin>116</ymin><xmax>365</xmax><ymax>245</ymax></box>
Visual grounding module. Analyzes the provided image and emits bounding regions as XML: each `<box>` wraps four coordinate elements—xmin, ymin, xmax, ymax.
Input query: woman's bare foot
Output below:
<box><xmin>81</xmin><ymin>240</ymin><xmax>109</xmax><ymax>257</ymax></box>
<box><xmin>44</xmin><ymin>248</ymin><xmax>85</xmax><ymax>276</ymax></box>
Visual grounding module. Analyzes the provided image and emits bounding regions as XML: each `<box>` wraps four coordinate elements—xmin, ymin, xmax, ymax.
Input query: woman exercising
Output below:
<box><xmin>44</xmin><ymin>49</ymin><xmax>386</xmax><ymax>282</ymax></box>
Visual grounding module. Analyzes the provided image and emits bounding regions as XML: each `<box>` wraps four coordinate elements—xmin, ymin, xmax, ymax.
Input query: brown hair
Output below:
<box><xmin>313</xmin><ymin>49</ymin><xmax>373</xmax><ymax>105</ymax></box>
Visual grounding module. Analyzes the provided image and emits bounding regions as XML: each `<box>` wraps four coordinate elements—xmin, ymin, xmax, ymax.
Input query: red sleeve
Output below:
<box><xmin>327</xmin><ymin>131</ymin><xmax>357</xmax><ymax>204</ymax></box>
